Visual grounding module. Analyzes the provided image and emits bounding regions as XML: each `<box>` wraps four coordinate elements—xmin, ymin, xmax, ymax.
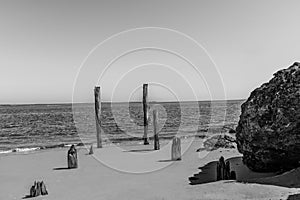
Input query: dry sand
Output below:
<box><xmin>0</xmin><ymin>139</ymin><xmax>299</xmax><ymax>200</ymax></box>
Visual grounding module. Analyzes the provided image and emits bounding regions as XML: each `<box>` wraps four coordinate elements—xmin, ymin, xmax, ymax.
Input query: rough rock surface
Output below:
<box><xmin>196</xmin><ymin>134</ymin><xmax>236</xmax><ymax>151</ymax></box>
<box><xmin>236</xmin><ymin>62</ymin><xmax>300</xmax><ymax>172</ymax></box>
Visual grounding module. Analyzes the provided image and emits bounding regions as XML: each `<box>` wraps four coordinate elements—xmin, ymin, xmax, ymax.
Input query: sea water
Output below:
<box><xmin>0</xmin><ymin>100</ymin><xmax>243</xmax><ymax>153</ymax></box>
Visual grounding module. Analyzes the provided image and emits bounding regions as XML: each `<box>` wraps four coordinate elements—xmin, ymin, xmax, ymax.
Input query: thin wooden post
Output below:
<box><xmin>143</xmin><ymin>84</ymin><xmax>149</xmax><ymax>145</ymax></box>
<box><xmin>153</xmin><ymin>109</ymin><xmax>160</xmax><ymax>150</ymax></box>
<box><xmin>94</xmin><ymin>86</ymin><xmax>102</xmax><ymax>148</ymax></box>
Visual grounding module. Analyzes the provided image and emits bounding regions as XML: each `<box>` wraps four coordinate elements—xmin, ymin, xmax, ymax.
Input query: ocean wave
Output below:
<box><xmin>0</xmin><ymin>150</ymin><xmax>13</xmax><ymax>154</ymax></box>
<box><xmin>12</xmin><ymin>147</ymin><xmax>40</xmax><ymax>152</ymax></box>
<box><xmin>0</xmin><ymin>147</ymin><xmax>40</xmax><ymax>154</ymax></box>
<box><xmin>0</xmin><ymin>142</ymin><xmax>90</xmax><ymax>155</ymax></box>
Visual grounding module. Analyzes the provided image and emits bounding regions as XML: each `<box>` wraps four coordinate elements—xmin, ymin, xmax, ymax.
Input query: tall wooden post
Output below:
<box><xmin>153</xmin><ymin>109</ymin><xmax>160</xmax><ymax>150</ymax></box>
<box><xmin>94</xmin><ymin>86</ymin><xmax>102</xmax><ymax>148</ymax></box>
<box><xmin>143</xmin><ymin>84</ymin><xmax>149</xmax><ymax>145</ymax></box>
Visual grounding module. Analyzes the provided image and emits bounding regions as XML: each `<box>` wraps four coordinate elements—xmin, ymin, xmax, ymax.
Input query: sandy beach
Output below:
<box><xmin>0</xmin><ymin>139</ymin><xmax>299</xmax><ymax>200</ymax></box>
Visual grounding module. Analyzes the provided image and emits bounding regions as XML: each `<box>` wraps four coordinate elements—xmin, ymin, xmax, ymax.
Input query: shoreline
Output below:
<box><xmin>0</xmin><ymin>134</ymin><xmax>209</xmax><ymax>156</ymax></box>
<box><xmin>0</xmin><ymin>99</ymin><xmax>246</xmax><ymax>106</ymax></box>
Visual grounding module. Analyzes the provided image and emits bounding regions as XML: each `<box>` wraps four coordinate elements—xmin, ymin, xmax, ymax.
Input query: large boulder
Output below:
<box><xmin>236</xmin><ymin>62</ymin><xmax>300</xmax><ymax>172</ymax></box>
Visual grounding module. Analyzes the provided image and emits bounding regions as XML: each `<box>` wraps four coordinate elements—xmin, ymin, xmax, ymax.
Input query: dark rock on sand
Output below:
<box><xmin>236</xmin><ymin>62</ymin><xmax>300</xmax><ymax>172</ymax></box>
<box><xmin>197</xmin><ymin>134</ymin><xmax>236</xmax><ymax>151</ymax></box>
<box><xmin>29</xmin><ymin>181</ymin><xmax>48</xmax><ymax>197</ymax></box>
<box><xmin>228</xmin><ymin>128</ymin><xmax>236</xmax><ymax>134</ymax></box>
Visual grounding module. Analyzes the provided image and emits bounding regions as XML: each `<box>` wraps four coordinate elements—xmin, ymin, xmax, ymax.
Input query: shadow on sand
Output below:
<box><xmin>287</xmin><ymin>193</ymin><xmax>300</xmax><ymax>200</ymax></box>
<box><xmin>123</xmin><ymin>149</ymin><xmax>156</xmax><ymax>153</ymax></box>
<box><xmin>53</xmin><ymin>167</ymin><xmax>70</xmax><ymax>170</ymax></box>
<box><xmin>22</xmin><ymin>195</ymin><xmax>32</xmax><ymax>199</ymax></box>
<box><xmin>189</xmin><ymin>156</ymin><xmax>300</xmax><ymax>188</ymax></box>
<box><xmin>158</xmin><ymin>159</ymin><xmax>175</xmax><ymax>162</ymax></box>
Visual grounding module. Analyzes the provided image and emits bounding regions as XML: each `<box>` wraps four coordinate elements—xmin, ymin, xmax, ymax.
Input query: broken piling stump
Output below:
<box><xmin>94</xmin><ymin>86</ymin><xmax>102</xmax><ymax>148</ymax></box>
<box><xmin>29</xmin><ymin>181</ymin><xmax>48</xmax><ymax>197</ymax></box>
<box><xmin>216</xmin><ymin>156</ymin><xmax>236</xmax><ymax>181</ymax></box>
<box><xmin>89</xmin><ymin>144</ymin><xmax>94</xmax><ymax>155</ymax></box>
<box><xmin>171</xmin><ymin>137</ymin><xmax>181</xmax><ymax>161</ymax></box>
<box><xmin>230</xmin><ymin>170</ymin><xmax>236</xmax><ymax>179</ymax></box>
<box><xmin>216</xmin><ymin>156</ymin><xmax>225</xmax><ymax>180</ymax></box>
<box><xmin>143</xmin><ymin>84</ymin><xmax>149</xmax><ymax>145</ymax></box>
<box><xmin>67</xmin><ymin>145</ymin><xmax>78</xmax><ymax>169</ymax></box>
<box><xmin>153</xmin><ymin>109</ymin><xmax>160</xmax><ymax>150</ymax></box>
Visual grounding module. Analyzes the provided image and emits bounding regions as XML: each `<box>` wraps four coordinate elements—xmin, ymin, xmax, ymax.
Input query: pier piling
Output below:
<box><xmin>143</xmin><ymin>84</ymin><xmax>149</xmax><ymax>145</ymax></box>
<box><xmin>153</xmin><ymin>109</ymin><xmax>160</xmax><ymax>150</ymax></box>
<box><xmin>94</xmin><ymin>86</ymin><xmax>102</xmax><ymax>148</ymax></box>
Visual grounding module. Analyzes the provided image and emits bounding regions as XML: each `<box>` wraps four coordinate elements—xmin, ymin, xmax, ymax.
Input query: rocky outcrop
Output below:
<box><xmin>236</xmin><ymin>62</ymin><xmax>300</xmax><ymax>172</ymax></box>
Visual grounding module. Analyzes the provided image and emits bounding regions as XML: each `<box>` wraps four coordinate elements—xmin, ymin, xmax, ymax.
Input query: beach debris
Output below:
<box><xmin>236</xmin><ymin>62</ymin><xmax>300</xmax><ymax>172</ymax></box>
<box><xmin>67</xmin><ymin>145</ymin><xmax>78</xmax><ymax>169</ymax></box>
<box><xmin>153</xmin><ymin>110</ymin><xmax>160</xmax><ymax>150</ymax></box>
<box><xmin>29</xmin><ymin>181</ymin><xmax>48</xmax><ymax>197</ymax></box>
<box><xmin>216</xmin><ymin>156</ymin><xmax>236</xmax><ymax>180</ymax></box>
<box><xmin>171</xmin><ymin>137</ymin><xmax>181</xmax><ymax>161</ymax></box>
<box><xmin>89</xmin><ymin>144</ymin><xmax>94</xmax><ymax>155</ymax></box>
<box><xmin>77</xmin><ymin>142</ymin><xmax>85</xmax><ymax>146</ymax></box>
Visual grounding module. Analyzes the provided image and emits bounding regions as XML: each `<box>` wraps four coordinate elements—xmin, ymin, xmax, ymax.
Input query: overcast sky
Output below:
<box><xmin>1</xmin><ymin>0</ymin><xmax>300</xmax><ymax>104</ymax></box>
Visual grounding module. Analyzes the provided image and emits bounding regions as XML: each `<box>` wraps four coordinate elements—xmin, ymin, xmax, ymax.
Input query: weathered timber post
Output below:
<box><xmin>171</xmin><ymin>137</ymin><xmax>181</xmax><ymax>160</ymax></box>
<box><xmin>216</xmin><ymin>156</ymin><xmax>236</xmax><ymax>181</ymax></box>
<box><xmin>29</xmin><ymin>181</ymin><xmax>48</xmax><ymax>197</ymax></box>
<box><xmin>94</xmin><ymin>86</ymin><xmax>102</xmax><ymax>148</ymax></box>
<box><xmin>89</xmin><ymin>144</ymin><xmax>94</xmax><ymax>155</ymax></box>
<box><xmin>225</xmin><ymin>161</ymin><xmax>231</xmax><ymax>180</ymax></box>
<box><xmin>67</xmin><ymin>145</ymin><xmax>78</xmax><ymax>169</ymax></box>
<box><xmin>153</xmin><ymin>109</ymin><xmax>160</xmax><ymax>150</ymax></box>
<box><xmin>230</xmin><ymin>171</ymin><xmax>236</xmax><ymax>180</ymax></box>
<box><xmin>216</xmin><ymin>156</ymin><xmax>225</xmax><ymax>180</ymax></box>
<box><xmin>143</xmin><ymin>84</ymin><xmax>149</xmax><ymax>145</ymax></box>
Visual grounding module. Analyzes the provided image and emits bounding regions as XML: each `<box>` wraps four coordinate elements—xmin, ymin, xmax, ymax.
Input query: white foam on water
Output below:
<box><xmin>0</xmin><ymin>150</ymin><xmax>13</xmax><ymax>154</ymax></box>
<box><xmin>12</xmin><ymin>147</ymin><xmax>40</xmax><ymax>153</ymax></box>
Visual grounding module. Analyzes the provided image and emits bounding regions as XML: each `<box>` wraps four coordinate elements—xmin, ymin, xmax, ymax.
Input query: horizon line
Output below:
<box><xmin>0</xmin><ymin>98</ymin><xmax>246</xmax><ymax>106</ymax></box>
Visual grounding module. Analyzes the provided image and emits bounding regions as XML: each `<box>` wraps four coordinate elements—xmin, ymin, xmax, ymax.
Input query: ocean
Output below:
<box><xmin>0</xmin><ymin>100</ymin><xmax>243</xmax><ymax>154</ymax></box>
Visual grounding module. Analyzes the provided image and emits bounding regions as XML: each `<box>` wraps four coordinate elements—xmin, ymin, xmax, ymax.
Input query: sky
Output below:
<box><xmin>1</xmin><ymin>0</ymin><xmax>300</xmax><ymax>104</ymax></box>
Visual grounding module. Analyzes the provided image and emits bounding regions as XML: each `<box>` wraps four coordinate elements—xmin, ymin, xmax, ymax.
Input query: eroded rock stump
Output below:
<box><xmin>216</xmin><ymin>156</ymin><xmax>236</xmax><ymax>181</ymax></box>
<box><xmin>171</xmin><ymin>137</ymin><xmax>181</xmax><ymax>161</ymax></box>
<box><xmin>29</xmin><ymin>181</ymin><xmax>48</xmax><ymax>197</ymax></box>
<box><xmin>68</xmin><ymin>145</ymin><xmax>78</xmax><ymax>169</ymax></box>
<box><xmin>89</xmin><ymin>145</ymin><xmax>94</xmax><ymax>155</ymax></box>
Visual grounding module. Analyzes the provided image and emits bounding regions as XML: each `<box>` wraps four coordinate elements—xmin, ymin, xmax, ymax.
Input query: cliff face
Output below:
<box><xmin>236</xmin><ymin>62</ymin><xmax>300</xmax><ymax>172</ymax></box>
